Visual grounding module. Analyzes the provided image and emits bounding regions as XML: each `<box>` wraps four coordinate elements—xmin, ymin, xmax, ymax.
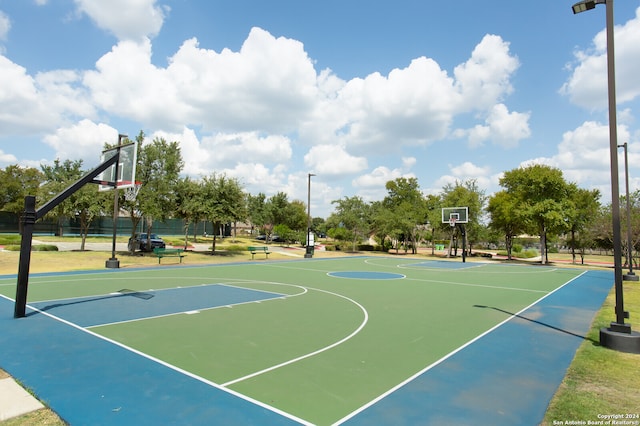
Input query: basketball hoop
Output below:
<box><xmin>124</xmin><ymin>183</ymin><xmax>142</xmax><ymax>201</ymax></box>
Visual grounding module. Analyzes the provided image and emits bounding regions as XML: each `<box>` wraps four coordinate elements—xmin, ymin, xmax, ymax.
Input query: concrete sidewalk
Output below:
<box><xmin>0</xmin><ymin>375</ymin><xmax>44</xmax><ymax>421</ymax></box>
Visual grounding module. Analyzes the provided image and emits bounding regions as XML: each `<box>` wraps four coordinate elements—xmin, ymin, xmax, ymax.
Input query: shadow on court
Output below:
<box><xmin>472</xmin><ymin>304</ymin><xmax>599</xmax><ymax>345</ymax></box>
<box><xmin>27</xmin><ymin>289</ymin><xmax>154</xmax><ymax>316</ymax></box>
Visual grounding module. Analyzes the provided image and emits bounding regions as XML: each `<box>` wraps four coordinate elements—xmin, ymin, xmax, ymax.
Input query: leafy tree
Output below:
<box><xmin>135</xmin><ymin>136</ymin><xmax>184</xmax><ymax>250</ymax></box>
<box><xmin>265</xmin><ymin>192</ymin><xmax>307</xmax><ymax>242</ymax></box>
<box><xmin>73</xmin><ymin>185</ymin><xmax>112</xmax><ymax>250</ymax></box>
<box><xmin>330</xmin><ymin>196</ymin><xmax>371</xmax><ymax>251</ymax></box>
<box><xmin>487</xmin><ymin>190</ymin><xmax>524</xmax><ymax>260</ymax></box>
<box><xmin>500</xmin><ymin>165</ymin><xmax>571</xmax><ymax>264</ymax></box>
<box><xmin>39</xmin><ymin>159</ymin><xmax>84</xmax><ymax>236</ymax></box>
<box><xmin>565</xmin><ymin>185</ymin><xmax>601</xmax><ymax>264</ymax></box>
<box><xmin>0</xmin><ymin>165</ymin><xmax>44</xmax><ymax>215</ymax></box>
<box><xmin>201</xmin><ymin>173</ymin><xmax>244</xmax><ymax>253</ymax></box>
<box><xmin>379</xmin><ymin>177</ymin><xmax>426</xmax><ymax>254</ymax></box>
<box><xmin>247</xmin><ymin>193</ymin><xmax>269</xmax><ymax>236</ymax></box>
<box><xmin>174</xmin><ymin>177</ymin><xmax>205</xmax><ymax>249</ymax></box>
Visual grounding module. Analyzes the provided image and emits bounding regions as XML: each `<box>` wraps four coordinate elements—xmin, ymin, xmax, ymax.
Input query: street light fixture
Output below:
<box><xmin>573</xmin><ymin>0</ymin><xmax>640</xmax><ymax>353</ymax></box>
<box><xmin>572</xmin><ymin>0</ymin><xmax>602</xmax><ymax>14</ymax></box>
<box><xmin>305</xmin><ymin>173</ymin><xmax>316</xmax><ymax>259</ymax></box>
<box><xmin>617</xmin><ymin>142</ymin><xmax>638</xmax><ymax>282</ymax></box>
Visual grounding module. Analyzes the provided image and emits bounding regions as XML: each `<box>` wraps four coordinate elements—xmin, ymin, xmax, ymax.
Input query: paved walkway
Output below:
<box><xmin>0</xmin><ymin>375</ymin><xmax>44</xmax><ymax>421</ymax></box>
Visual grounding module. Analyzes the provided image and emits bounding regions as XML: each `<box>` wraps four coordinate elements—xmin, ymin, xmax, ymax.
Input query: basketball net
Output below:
<box><xmin>449</xmin><ymin>217</ymin><xmax>457</xmax><ymax>228</ymax></box>
<box><xmin>124</xmin><ymin>183</ymin><xmax>142</xmax><ymax>201</ymax></box>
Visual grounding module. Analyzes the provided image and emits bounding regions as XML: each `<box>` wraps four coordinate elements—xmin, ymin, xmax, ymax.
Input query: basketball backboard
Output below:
<box><xmin>441</xmin><ymin>206</ymin><xmax>469</xmax><ymax>224</ymax></box>
<box><xmin>98</xmin><ymin>142</ymin><xmax>137</xmax><ymax>191</ymax></box>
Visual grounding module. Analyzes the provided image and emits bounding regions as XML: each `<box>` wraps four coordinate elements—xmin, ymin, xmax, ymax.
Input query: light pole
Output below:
<box><xmin>618</xmin><ymin>142</ymin><xmax>638</xmax><ymax>281</ymax></box>
<box><xmin>305</xmin><ymin>173</ymin><xmax>315</xmax><ymax>258</ymax></box>
<box><xmin>573</xmin><ymin>0</ymin><xmax>640</xmax><ymax>353</ymax></box>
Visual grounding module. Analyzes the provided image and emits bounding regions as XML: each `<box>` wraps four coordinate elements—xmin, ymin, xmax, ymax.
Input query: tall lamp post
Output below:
<box><xmin>305</xmin><ymin>173</ymin><xmax>316</xmax><ymax>258</ymax></box>
<box><xmin>573</xmin><ymin>0</ymin><xmax>640</xmax><ymax>353</ymax></box>
<box><xmin>618</xmin><ymin>142</ymin><xmax>638</xmax><ymax>281</ymax></box>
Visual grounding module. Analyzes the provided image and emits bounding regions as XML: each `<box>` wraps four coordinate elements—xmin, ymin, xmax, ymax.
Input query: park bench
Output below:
<box><xmin>153</xmin><ymin>247</ymin><xmax>186</xmax><ymax>264</ymax></box>
<box><xmin>248</xmin><ymin>246</ymin><xmax>271</xmax><ymax>260</ymax></box>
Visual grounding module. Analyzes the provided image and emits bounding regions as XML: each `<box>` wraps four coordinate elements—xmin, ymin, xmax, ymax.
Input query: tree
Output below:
<box><xmin>265</xmin><ymin>192</ymin><xmax>307</xmax><ymax>243</ymax></box>
<box><xmin>247</xmin><ymin>193</ymin><xmax>269</xmax><ymax>236</ymax></box>
<box><xmin>565</xmin><ymin>185</ymin><xmax>601</xmax><ymax>264</ymax></box>
<box><xmin>500</xmin><ymin>165</ymin><xmax>571</xmax><ymax>264</ymax></box>
<box><xmin>0</xmin><ymin>165</ymin><xmax>43</xmax><ymax>214</ymax></box>
<box><xmin>135</xmin><ymin>136</ymin><xmax>184</xmax><ymax>250</ymax></box>
<box><xmin>487</xmin><ymin>191</ymin><xmax>524</xmax><ymax>260</ymax></box>
<box><xmin>174</xmin><ymin>177</ymin><xmax>205</xmax><ymax>249</ymax></box>
<box><xmin>39</xmin><ymin>159</ymin><xmax>84</xmax><ymax>236</ymax></box>
<box><xmin>201</xmin><ymin>173</ymin><xmax>244</xmax><ymax>254</ymax></box>
<box><xmin>73</xmin><ymin>185</ymin><xmax>112</xmax><ymax>250</ymax></box>
<box><xmin>330</xmin><ymin>196</ymin><xmax>371</xmax><ymax>251</ymax></box>
<box><xmin>379</xmin><ymin>177</ymin><xmax>426</xmax><ymax>254</ymax></box>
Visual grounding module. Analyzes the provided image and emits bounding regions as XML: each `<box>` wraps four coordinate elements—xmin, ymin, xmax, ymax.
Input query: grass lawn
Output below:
<box><xmin>1</xmin><ymin>237</ymin><xmax>638</xmax><ymax>424</ymax></box>
<box><xmin>541</xmin><ymin>279</ymin><xmax>640</xmax><ymax>425</ymax></box>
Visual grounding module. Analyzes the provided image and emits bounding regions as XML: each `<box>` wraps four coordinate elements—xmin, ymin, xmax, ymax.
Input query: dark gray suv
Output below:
<box><xmin>128</xmin><ymin>233</ymin><xmax>166</xmax><ymax>251</ymax></box>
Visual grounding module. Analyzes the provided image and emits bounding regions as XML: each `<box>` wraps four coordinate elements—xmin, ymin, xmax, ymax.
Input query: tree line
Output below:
<box><xmin>0</xmin><ymin>132</ymin><xmax>637</xmax><ymax>264</ymax></box>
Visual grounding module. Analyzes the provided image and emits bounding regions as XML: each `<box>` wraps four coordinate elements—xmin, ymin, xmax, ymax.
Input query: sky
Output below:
<box><xmin>2</xmin><ymin>0</ymin><xmax>640</xmax><ymax>219</ymax></box>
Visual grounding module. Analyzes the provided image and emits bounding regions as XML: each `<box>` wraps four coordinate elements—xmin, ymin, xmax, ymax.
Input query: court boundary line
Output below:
<box><xmin>0</xmin><ymin>292</ymin><xmax>313</xmax><ymax>425</ymax></box>
<box><xmin>333</xmin><ymin>269</ymin><xmax>589</xmax><ymax>425</ymax></box>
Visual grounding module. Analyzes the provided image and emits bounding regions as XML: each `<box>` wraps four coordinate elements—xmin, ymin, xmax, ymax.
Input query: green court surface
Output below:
<box><xmin>0</xmin><ymin>257</ymin><xmax>590</xmax><ymax>424</ymax></box>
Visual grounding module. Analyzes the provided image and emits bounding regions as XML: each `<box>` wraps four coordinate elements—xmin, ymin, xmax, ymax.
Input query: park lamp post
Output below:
<box><xmin>617</xmin><ymin>142</ymin><xmax>638</xmax><ymax>282</ymax></box>
<box><xmin>305</xmin><ymin>173</ymin><xmax>316</xmax><ymax>259</ymax></box>
<box><xmin>573</xmin><ymin>0</ymin><xmax>640</xmax><ymax>353</ymax></box>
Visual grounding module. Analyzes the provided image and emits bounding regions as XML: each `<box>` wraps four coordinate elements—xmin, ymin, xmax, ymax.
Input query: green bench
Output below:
<box><xmin>153</xmin><ymin>247</ymin><xmax>185</xmax><ymax>264</ymax></box>
<box><xmin>248</xmin><ymin>246</ymin><xmax>271</xmax><ymax>260</ymax></box>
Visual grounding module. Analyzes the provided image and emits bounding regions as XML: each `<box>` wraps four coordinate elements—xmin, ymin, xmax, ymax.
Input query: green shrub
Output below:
<box><xmin>357</xmin><ymin>244</ymin><xmax>374</xmax><ymax>251</ymax></box>
<box><xmin>0</xmin><ymin>235</ymin><xmax>21</xmax><ymax>245</ymax></box>
<box><xmin>34</xmin><ymin>245</ymin><xmax>59</xmax><ymax>251</ymax></box>
<box><xmin>512</xmin><ymin>244</ymin><xmax>523</xmax><ymax>253</ymax></box>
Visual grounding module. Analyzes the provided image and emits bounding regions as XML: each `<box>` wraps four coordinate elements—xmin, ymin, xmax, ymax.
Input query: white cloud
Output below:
<box><xmin>561</xmin><ymin>7</ymin><xmax>640</xmax><ymax>109</ymax></box>
<box><xmin>84</xmin><ymin>28</ymin><xmax>319</xmax><ymax>133</ymax></box>
<box><xmin>43</xmin><ymin>119</ymin><xmax>118</xmax><ymax>162</ymax></box>
<box><xmin>73</xmin><ymin>0</ymin><xmax>167</xmax><ymax>41</ymax></box>
<box><xmin>0</xmin><ymin>149</ymin><xmax>17</xmax><ymax>165</ymax></box>
<box><xmin>520</xmin><ymin>121</ymin><xmax>633</xmax><ymax>199</ymax></box>
<box><xmin>0</xmin><ymin>10</ymin><xmax>10</xmax><ymax>42</ymax></box>
<box><xmin>431</xmin><ymin>161</ymin><xmax>493</xmax><ymax>194</ymax></box>
<box><xmin>454</xmin><ymin>34</ymin><xmax>520</xmax><ymax>111</ymax></box>
<box><xmin>304</xmin><ymin>144</ymin><xmax>367</xmax><ymax>176</ymax></box>
<box><xmin>465</xmin><ymin>103</ymin><xmax>531</xmax><ymax>148</ymax></box>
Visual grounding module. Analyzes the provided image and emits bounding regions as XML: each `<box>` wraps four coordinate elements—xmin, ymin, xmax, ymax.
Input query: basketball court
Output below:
<box><xmin>0</xmin><ymin>257</ymin><xmax>612</xmax><ymax>425</ymax></box>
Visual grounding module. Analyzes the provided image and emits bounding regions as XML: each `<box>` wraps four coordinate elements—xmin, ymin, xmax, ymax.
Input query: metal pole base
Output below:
<box><xmin>623</xmin><ymin>272</ymin><xmax>639</xmax><ymax>281</ymax></box>
<box><xmin>600</xmin><ymin>326</ymin><xmax>640</xmax><ymax>354</ymax></box>
<box><xmin>105</xmin><ymin>258</ymin><xmax>120</xmax><ymax>268</ymax></box>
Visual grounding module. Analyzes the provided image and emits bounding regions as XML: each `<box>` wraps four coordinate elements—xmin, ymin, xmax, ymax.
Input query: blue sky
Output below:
<box><xmin>2</xmin><ymin>0</ymin><xmax>640</xmax><ymax>218</ymax></box>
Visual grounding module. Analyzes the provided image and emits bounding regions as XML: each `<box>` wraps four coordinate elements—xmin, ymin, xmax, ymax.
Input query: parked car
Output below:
<box><xmin>255</xmin><ymin>234</ymin><xmax>283</xmax><ymax>242</ymax></box>
<box><xmin>128</xmin><ymin>233</ymin><xmax>166</xmax><ymax>251</ymax></box>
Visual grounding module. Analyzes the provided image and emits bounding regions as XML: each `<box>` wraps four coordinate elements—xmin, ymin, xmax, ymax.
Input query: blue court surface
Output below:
<box><xmin>0</xmin><ymin>258</ymin><xmax>613</xmax><ymax>425</ymax></box>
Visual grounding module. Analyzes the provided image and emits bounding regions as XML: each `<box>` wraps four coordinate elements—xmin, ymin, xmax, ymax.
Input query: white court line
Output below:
<box><xmin>332</xmin><ymin>270</ymin><xmax>588</xmax><ymax>425</ymax></box>
<box><xmin>221</xmin><ymin>285</ymin><xmax>369</xmax><ymax>387</ymax></box>
<box><xmin>0</xmin><ymin>293</ymin><xmax>313</xmax><ymax>425</ymax></box>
